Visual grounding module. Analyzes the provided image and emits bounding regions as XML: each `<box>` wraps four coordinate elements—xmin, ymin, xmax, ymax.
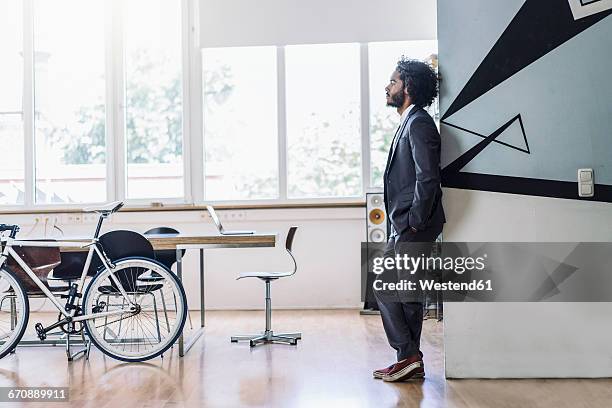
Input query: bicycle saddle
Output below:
<box><xmin>83</xmin><ymin>201</ymin><xmax>124</xmax><ymax>216</ymax></box>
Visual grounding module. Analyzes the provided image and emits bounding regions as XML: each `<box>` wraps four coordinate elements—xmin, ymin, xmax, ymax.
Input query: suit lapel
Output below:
<box><xmin>384</xmin><ymin>107</ymin><xmax>419</xmax><ymax>177</ymax></box>
<box><xmin>383</xmin><ymin>125</ymin><xmax>401</xmax><ymax>179</ymax></box>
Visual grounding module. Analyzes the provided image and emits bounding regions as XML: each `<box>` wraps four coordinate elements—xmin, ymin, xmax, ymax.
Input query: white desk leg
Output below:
<box><xmin>178</xmin><ymin>247</ymin><xmax>205</xmax><ymax>357</ymax></box>
<box><xmin>200</xmin><ymin>248</ymin><xmax>205</xmax><ymax>327</ymax></box>
<box><xmin>178</xmin><ymin>247</ymin><xmax>184</xmax><ymax>356</ymax></box>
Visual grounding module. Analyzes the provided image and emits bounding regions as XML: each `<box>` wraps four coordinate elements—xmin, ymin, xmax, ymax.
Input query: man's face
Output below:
<box><xmin>385</xmin><ymin>70</ymin><xmax>405</xmax><ymax>108</ymax></box>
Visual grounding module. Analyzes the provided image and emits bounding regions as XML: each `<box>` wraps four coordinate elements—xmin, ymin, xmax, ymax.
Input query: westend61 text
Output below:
<box><xmin>373</xmin><ymin>279</ymin><xmax>493</xmax><ymax>292</ymax></box>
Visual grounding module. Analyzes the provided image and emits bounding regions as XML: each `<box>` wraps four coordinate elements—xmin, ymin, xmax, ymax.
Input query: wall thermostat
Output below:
<box><xmin>577</xmin><ymin>168</ymin><xmax>594</xmax><ymax>198</ymax></box>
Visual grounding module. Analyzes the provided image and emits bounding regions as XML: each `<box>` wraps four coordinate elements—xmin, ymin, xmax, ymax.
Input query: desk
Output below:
<box><xmin>151</xmin><ymin>233</ymin><xmax>277</xmax><ymax>356</ymax></box>
<box><xmin>48</xmin><ymin>233</ymin><xmax>277</xmax><ymax>356</ymax></box>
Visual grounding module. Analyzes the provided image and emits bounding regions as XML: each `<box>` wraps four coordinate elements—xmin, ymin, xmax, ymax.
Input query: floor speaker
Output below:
<box><xmin>366</xmin><ymin>192</ymin><xmax>386</xmax><ymax>244</ymax></box>
<box><xmin>362</xmin><ymin>192</ymin><xmax>387</xmax><ymax>312</ymax></box>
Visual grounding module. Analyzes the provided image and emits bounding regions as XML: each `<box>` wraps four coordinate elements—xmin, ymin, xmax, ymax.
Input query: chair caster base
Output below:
<box><xmin>231</xmin><ymin>331</ymin><xmax>301</xmax><ymax>347</ymax></box>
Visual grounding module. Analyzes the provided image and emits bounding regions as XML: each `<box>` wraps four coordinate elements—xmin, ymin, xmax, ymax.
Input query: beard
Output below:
<box><xmin>386</xmin><ymin>90</ymin><xmax>405</xmax><ymax>108</ymax></box>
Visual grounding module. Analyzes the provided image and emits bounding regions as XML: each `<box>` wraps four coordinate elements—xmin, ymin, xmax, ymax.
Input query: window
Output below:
<box><xmin>201</xmin><ymin>41</ymin><xmax>438</xmax><ymax>202</ymax></box>
<box><xmin>33</xmin><ymin>0</ymin><xmax>107</xmax><ymax>203</ymax></box>
<box><xmin>368</xmin><ymin>41</ymin><xmax>438</xmax><ymax>188</ymax></box>
<box><xmin>4</xmin><ymin>0</ymin><xmax>437</xmax><ymax>208</ymax></box>
<box><xmin>0</xmin><ymin>0</ymin><xmax>24</xmax><ymax>204</ymax></box>
<box><xmin>202</xmin><ymin>46</ymin><xmax>278</xmax><ymax>200</ymax></box>
<box><xmin>6</xmin><ymin>0</ymin><xmax>185</xmax><ymax>207</ymax></box>
<box><xmin>285</xmin><ymin>43</ymin><xmax>362</xmax><ymax>198</ymax></box>
<box><xmin>124</xmin><ymin>0</ymin><xmax>183</xmax><ymax>199</ymax></box>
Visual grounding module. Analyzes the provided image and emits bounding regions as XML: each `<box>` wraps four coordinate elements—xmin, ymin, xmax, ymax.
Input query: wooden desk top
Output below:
<box><xmin>18</xmin><ymin>233</ymin><xmax>277</xmax><ymax>252</ymax></box>
<box><xmin>145</xmin><ymin>233</ymin><xmax>277</xmax><ymax>250</ymax></box>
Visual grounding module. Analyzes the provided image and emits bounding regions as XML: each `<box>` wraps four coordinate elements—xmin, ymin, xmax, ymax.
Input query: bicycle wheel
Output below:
<box><xmin>0</xmin><ymin>266</ymin><xmax>30</xmax><ymax>359</ymax></box>
<box><xmin>82</xmin><ymin>257</ymin><xmax>187</xmax><ymax>362</ymax></box>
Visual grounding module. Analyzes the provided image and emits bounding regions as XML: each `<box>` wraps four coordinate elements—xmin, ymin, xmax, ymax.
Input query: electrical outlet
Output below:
<box><xmin>82</xmin><ymin>213</ymin><xmax>98</xmax><ymax>224</ymax></box>
<box><xmin>577</xmin><ymin>168</ymin><xmax>594</xmax><ymax>198</ymax></box>
<box><xmin>199</xmin><ymin>209</ymin><xmax>246</xmax><ymax>221</ymax></box>
<box><xmin>225</xmin><ymin>210</ymin><xmax>246</xmax><ymax>220</ymax></box>
<box><xmin>60</xmin><ymin>214</ymin><xmax>83</xmax><ymax>224</ymax></box>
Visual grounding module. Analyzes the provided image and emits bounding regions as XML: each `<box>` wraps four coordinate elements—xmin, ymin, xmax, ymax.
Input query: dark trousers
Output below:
<box><xmin>374</xmin><ymin>225</ymin><xmax>442</xmax><ymax>361</ymax></box>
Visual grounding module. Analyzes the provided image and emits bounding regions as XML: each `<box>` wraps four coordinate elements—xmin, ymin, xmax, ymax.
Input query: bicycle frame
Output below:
<box><xmin>0</xmin><ymin>236</ymin><xmax>137</xmax><ymax>323</ymax></box>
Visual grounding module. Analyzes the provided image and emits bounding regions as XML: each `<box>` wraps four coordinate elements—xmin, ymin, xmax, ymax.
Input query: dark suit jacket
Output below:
<box><xmin>383</xmin><ymin>106</ymin><xmax>445</xmax><ymax>237</ymax></box>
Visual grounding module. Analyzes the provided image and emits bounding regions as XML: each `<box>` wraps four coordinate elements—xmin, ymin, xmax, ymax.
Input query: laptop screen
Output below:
<box><xmin>206</xmin><ymin>206</ymin><xmax>223</xmax><ymax>232</ymax></box>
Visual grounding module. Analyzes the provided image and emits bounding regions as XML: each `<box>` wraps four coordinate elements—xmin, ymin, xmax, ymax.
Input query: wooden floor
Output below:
<box><xmin>0</xmin><ymin>310</ymin><xmax>611</xmax><ymax>407</ymax></box>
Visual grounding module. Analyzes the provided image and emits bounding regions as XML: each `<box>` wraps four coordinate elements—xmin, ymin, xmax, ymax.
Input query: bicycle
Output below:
<box><xmin>0</xmin><ymin>201</ymin><xmax>188</xmax><ymax>362</ymax></box>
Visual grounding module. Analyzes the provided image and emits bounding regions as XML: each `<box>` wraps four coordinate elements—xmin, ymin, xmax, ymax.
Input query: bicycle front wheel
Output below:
<box><xmin>0</xmin><ymin>267</ymin><xmax>29</xmax><ymax>359</ymax></box>
<box><xmin>82</xmin><ymin>258</ymin><xmax>187</xmax><ymax>362</ymax></box>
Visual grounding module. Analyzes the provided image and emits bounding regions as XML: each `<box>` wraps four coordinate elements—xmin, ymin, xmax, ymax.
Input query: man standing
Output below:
<box><xmin>373</xmin><ymin>58</ymin><xmax>445</xmax><ymax>382</ymax></box>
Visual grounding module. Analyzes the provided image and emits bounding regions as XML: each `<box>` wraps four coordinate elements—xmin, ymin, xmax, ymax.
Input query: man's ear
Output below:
<box><xmin>403</xmin><ymin>87</ymin><xmax>413</xmax><ymax>105</ymax></box>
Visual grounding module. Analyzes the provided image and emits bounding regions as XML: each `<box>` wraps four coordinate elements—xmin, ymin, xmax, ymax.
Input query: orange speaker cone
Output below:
<box><xmin>369</xmin><ymin>208</ymin><xmax>385</xmax><ymax>225</ymax></box>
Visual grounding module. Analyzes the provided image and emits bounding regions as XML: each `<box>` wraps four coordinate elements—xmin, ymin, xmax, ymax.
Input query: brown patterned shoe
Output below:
<box><xmin>413</xmin><ymin>366</ymin><xmax>425</xmax><ymax>379</ymax></box>
<box><xmin>382</xmin><ymin>355</ymin><xmax>424</xmax><ymax>382</ymax></box>
<box><xmin>373</xmin><ymin>363</ymin><xmax>395</xmax><ymax>379</ymax></box>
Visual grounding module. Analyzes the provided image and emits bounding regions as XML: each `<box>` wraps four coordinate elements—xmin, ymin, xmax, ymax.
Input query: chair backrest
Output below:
<box><xmin>98</xmin><ymin>230</ymin><xmax>155</xmax><ymax>291</ymax></box>
<box><xmin>99</xmin><ymin>230</ymin><xmax>155</xmax><ymax>260</ymax></box>
<box><xmin>144</xmin><ymin>227</ymin><xmax>179</xmax><ymax>235</ymax></box>
<box><xmin>285</xmin><ymin>226</ymin><xmax>298</xmax><ymax>252</ymax></box>
<box><xmin>52</xmin><ymin>251</ymin><xmax>90</xmax><ymax>280</ymax></box>
<box><xmin>285</xmin><ymin>226</ymin><xmax>298</xmax><ymax>275</ymax></box>
<box><xmin>144</xmin><ymin>226</ymin><xmax>184</xmax><ymax>270</ymax></box>
<box><xmin>51</xmin><ymin>230</ymin><xmax>154</xmax><ymax>282</ymax></box>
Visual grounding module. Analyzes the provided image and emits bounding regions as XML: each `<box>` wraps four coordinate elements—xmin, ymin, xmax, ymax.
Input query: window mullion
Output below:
<box><xmin>104</xmin><ymin>0</ymin><xmax>115</xmax><ymax>202</ymax></box>
<box><xmin>360</xmin><ymin>43</ymin><xmax>371</xmax><ymax>192</ymax></box>
<box><xmin>111</xmin><ymin>0</ymin><xmax>126</xmax><ymax>202</ymax></box>
<box><xmin>22</xmin><ymin>0</ymin><xmax>34</xmax><ymax>206</ymax></box>
<box><xmin>180</xmin><ymin>0</ymin><xmax>191</xmax><ymax>204</ymax></box>
<box><xmin>277</xmin><ymin>46</ymin><xmax>288</xmax><ymax>200</ymax></box>
<box><xmin>185</xmin><ymin>0</ymin><xmax>202</xmax><ymax>204</ymax></box>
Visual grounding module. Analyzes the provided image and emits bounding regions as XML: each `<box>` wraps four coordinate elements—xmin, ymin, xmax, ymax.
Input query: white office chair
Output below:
<box><xmin>231</xmin><ymin>226</ymin><xmax>301</xmax><ymax>347</ymax></box>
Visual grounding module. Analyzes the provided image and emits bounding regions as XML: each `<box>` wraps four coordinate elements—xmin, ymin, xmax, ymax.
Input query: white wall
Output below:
<box><xmin>199</xmin><ymin>0</ymin><xmax>437</xmax><ymax>47</ymax></box>
<box><xmin>442</xmin><ymin>188</ymin><xmax>612</xmax><ymax>378</ymax></box>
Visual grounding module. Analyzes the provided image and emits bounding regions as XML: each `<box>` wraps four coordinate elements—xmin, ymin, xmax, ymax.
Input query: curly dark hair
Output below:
<box><xmin>396</xmin><ymin>57</ymin><xmax>438</xmax><ymax>108</ymax></box>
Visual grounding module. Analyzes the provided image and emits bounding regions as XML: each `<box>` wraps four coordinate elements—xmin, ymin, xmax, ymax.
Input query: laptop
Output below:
<box><xmin>206</xmin><ymin>205</ymin><xmax>255</xmax><ymax>235</ymax></box>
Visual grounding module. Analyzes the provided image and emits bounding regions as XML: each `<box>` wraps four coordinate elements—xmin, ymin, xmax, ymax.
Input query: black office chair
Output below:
<box><xmin>87</xmin><ymin>230</ymin><xmax>177</xmax><ymax>344</ymax></box>
<box><xmin>49</xmin><ymin>230</ymin><xmax>155</xmax><ymax>282</ymax></box>
<box><xmin>49</xmin><ymin>252</ymin><xmax>91</xmax><ymax>282</ymax></box>
<box><xmin>97</xmin><ymin>230</ymin><xmax>157</xmax><ymax>289</ymax></box>
<box><xmin>100</xmin><ymin>229</ymin><xmax>155</xmax><ymax>260</ymax></box>
<box><xmin>231</xmin><ymin>226</ymin><xmax>301</xmax><ymax>347</ymax></box>
<box><xmin>143</xmin><ymin>227</ymin><xmax>185</xmax><ymax>271</ymax></box>
<box><xmin>45</xmin><ymin>230</ymin><xmax>161</xmax><ymax>357</ymax></box>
